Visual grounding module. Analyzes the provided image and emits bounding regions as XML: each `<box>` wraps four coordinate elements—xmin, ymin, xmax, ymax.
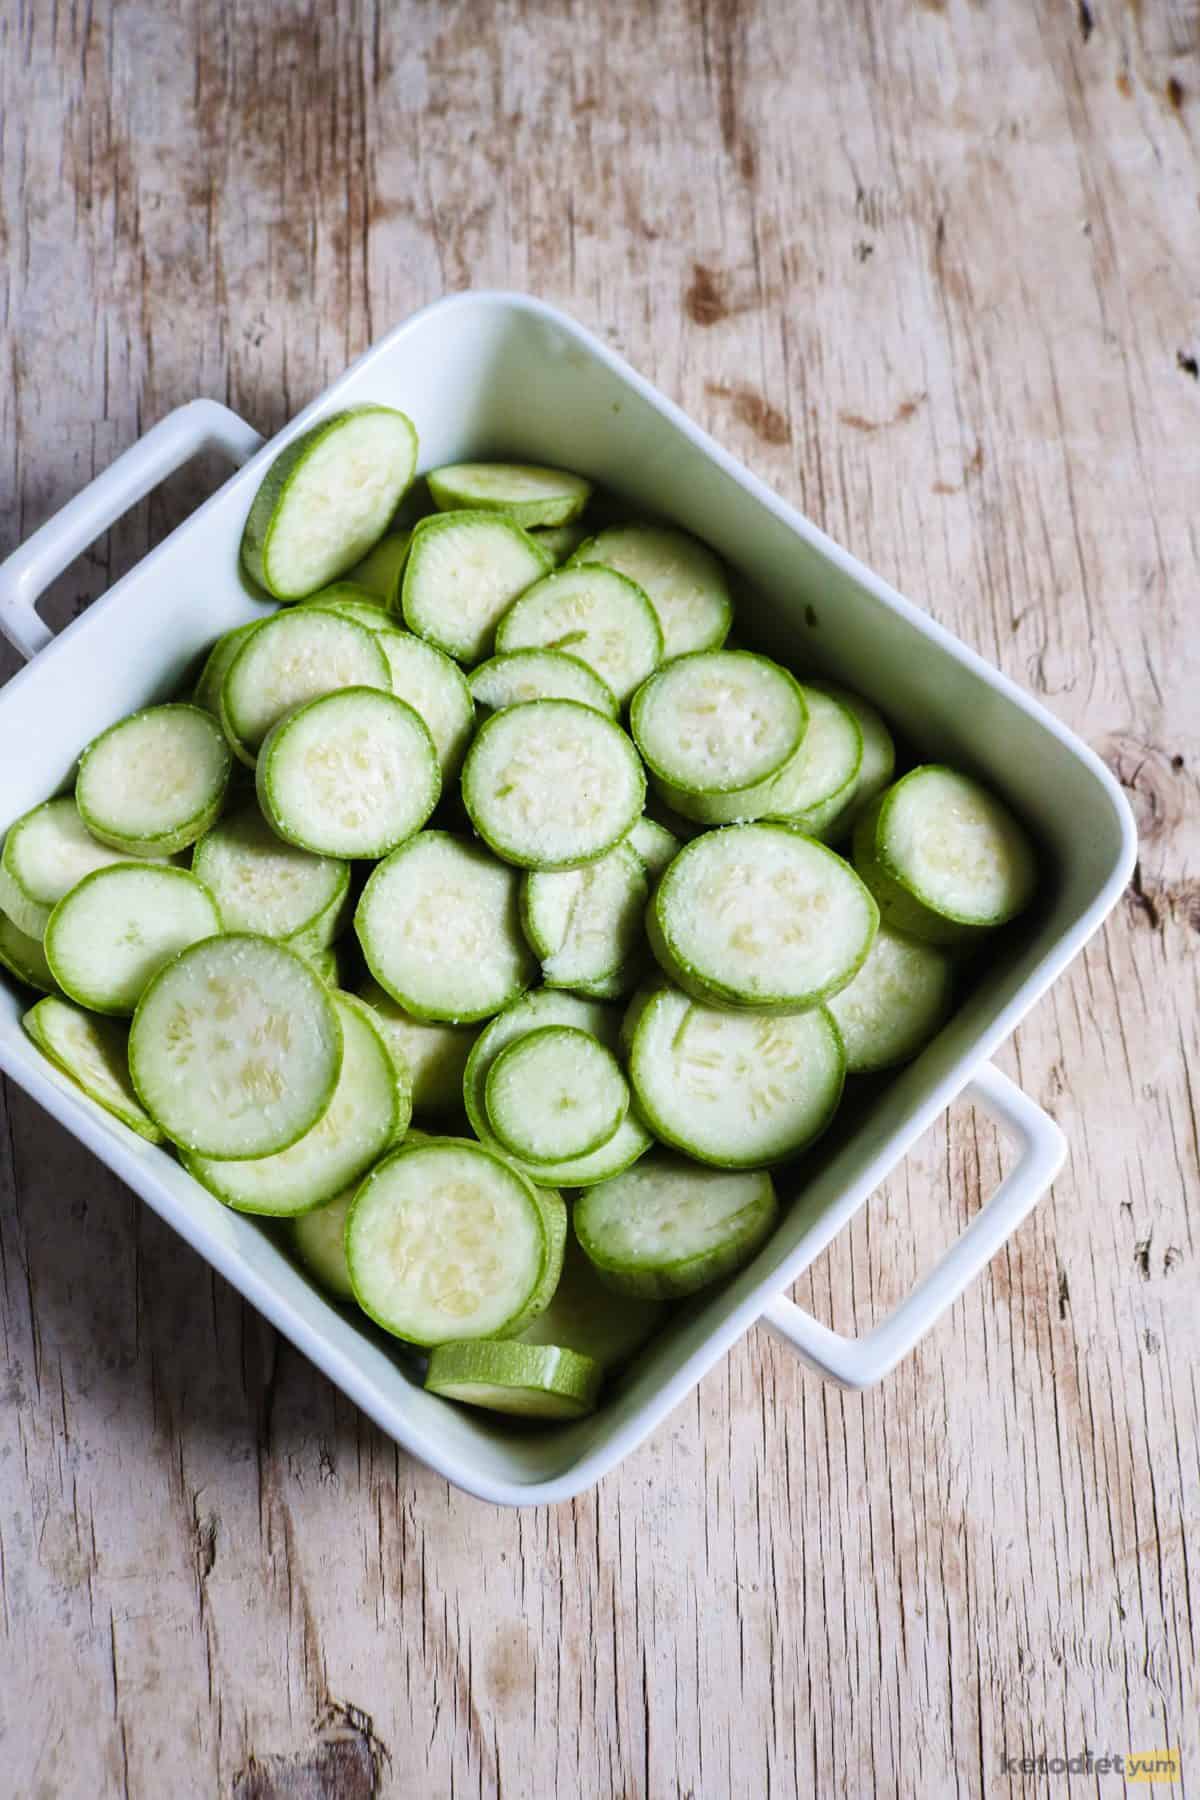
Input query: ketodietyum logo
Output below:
<box><xmin>1000</xmin><ymin>1749</ymin><xmax>1181</xmax><ymax>1782</ymax></box>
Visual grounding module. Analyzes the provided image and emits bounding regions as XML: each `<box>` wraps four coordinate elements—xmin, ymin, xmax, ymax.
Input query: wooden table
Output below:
<box><xmin>1</xmin><ymin>2</ymin><xmax>1196</xmax><ymax>1794</ymax></box>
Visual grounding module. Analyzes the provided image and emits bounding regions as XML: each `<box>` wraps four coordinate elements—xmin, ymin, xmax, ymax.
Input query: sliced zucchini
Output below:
<box><xmin>815</xmin><ymin>682</ymin><xmax>895</xmax><ymax>837</ymax></box>
<box><xmin>631</xmin><ymin>651</ymin><xmax>807</xmax><ymax>825</ymax></box>
<box><xmin>649</xmin><ymin>823</ymin><xmax>878</xmax><ymax>1011</ymax></box>
<box><xmin>241</xmin><ymin>405</ymin><xmax>419</xmax><ymax>600</ymax></box>
<box><xmin>345</xmin><ymin>531</ymin><xmax>412</xmax><ymax>608</ymax></box>
<box><xmin>374</xmin><ymin>629</ymin><xmax>475</xmax><ymax>779</ymax></box>
<box><xmin>256</xmin><ymin>687</ymin><xmax>440</xmax><ymax>858</ymax></box>
<box><xmin>75</xmin><ymin>705</ymin><xmax>233</xmax><ymax>856</ymax></box>
<box><xmin>763</xmin><ymin>684</ymin><xmax>863</xmax><ymax>836</ymax></box>
<box><xmin>531</xmin><ymin>522</ymin><xmax>589</xmax><ymax>565</ymax></box>
<box><xmin>424</xmin><ymin>1340</ymin><xmax>602</xmax><ymax>1419</ymax></box>
<box><xmin>627</xmin><ymin>984</ymin><xmax>844</xmax><ymax>1167</ymax></box>
<box><xmin>0</xmin><ymin>797</ymin><xmax>140</xmax><ymax>941</ymax></box>
<box><xmin>574</xmin><ymin>1153</ymin><xmax>778</xmax><ymax>1298</ymax></box>
<box><xmin>852</xmin><ymin>766</ymin><xmax>1037</xmax><ymax>943</ymax></box>
<box><xmin>462</xmin><ymin>699</ymin><xmax>644</xmax><ymax>870</ymax></box>
<box><xmin>572</xmin><ymin>524</ymin><xmax>733</xmax><ymax>659</ymax></box>
<box><xmin>221</xmin><ymin>608</ymin><xmax>391</xmax><ymax>763</ymax></box>
<box><xmin>44</xmin><ymin>863</ymin><xmax>221</xmax><ymax>1017</ymax></box>
<box><xmin>192</xmin><ymin>622</ymin><xmax>261</xmax><ymax>715</ymax></box>
<box><xmin>185</xmin><ymin>993</ymin><xmax>409</xmax><ymax>1215</ymax></box>
<box><xmin>628</xmin><ymin>816</ymin><xmax>681</xmax><ymax>883</ymax></box>
<box><xmin>356</xmin><ymin>976</ymin><xmax>478</xmax><ymax>1117</ymax></box>
<box><xmin>469</xmin><ymin>649</ymin><xmax>619</xmax><ymax>720</ymax></box>
<box><xmin>302</xmin><ymin>586</ymin><xmax>394</xmax><ymax>631</ymax></box>
<box><xmin>521</xmin><ymin>841</ymin><xmax>649</xmax><ymax>990</ymax></box>
<box><xmin>356</xmin><ymin>831</ymin><xmax>535</xmax><ymax>1023</ymax></box>
<box><xmin>493</xmin><ymin>565</ymin><xmax>663</xmax><ymax>708</ymax></box>
<box><xmin>827</xmin><ymin>925</ymin><xmax>953</xmax><ymax>1072</ymax></box>
<box><xmin>22</xmin><ymin>996</ymin><xmax>164</xmax><ymax>1143</ymax></box>
<box><xmin>0</xmin><ymin>910</ymin><xmax>57</xmax><ymax>992</ymax></box>
<box><xmin>129</xmin><ymin>934</ymin><xmax>343</xmax><ymax>1158</ymax></box>
<box><xmin>346</xmin><ymin>1137</ymin><xmax>555</xmax><ymax>1344</ymax></box>
<box><xmin>191</xmin><ymin>802</ymin><xmax>349</xmax><ymax>950</ymax></box>
<box><xmin>305</xmin><ymin>945</ymin><xmax>343</xmax><ymax>986</ymax></box>
<box><xmin>401</xmin><ymin>512</ymin><xmax>551</xmax><ymax>664</ymax></box>
<box><xmin>427</xmin><ymin>462</ymin><xmax>592</xmax><ymax>528</ymax></box>
<box><xmin>290</xmin><ymin>1184</ymin><xmax>357</xmax><ymax>1300</ymax></box>
<box><xmin>485</xmin><ymin>1025</ymin><xmax>628</xmax><ymax>1165</ymax></box>
<box><xmin>515</xmin><ymin>1235</ymin><xmax>666</xmax><ymax>1372</ymax></box>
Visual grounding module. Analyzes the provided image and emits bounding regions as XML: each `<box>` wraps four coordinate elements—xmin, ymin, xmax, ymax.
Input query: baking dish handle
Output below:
<box><xmin>0</xmin><ymin>400</ymin><xmax>264</xmax><ymax>661</ymax></box>
<box><xmin>760</xmin><ymin>1061</ymin><xmax>1065</xmax><ymax>1389</ymax></box>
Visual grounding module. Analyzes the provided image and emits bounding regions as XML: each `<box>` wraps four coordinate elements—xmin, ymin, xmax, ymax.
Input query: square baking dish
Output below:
<box><xmin>0</xmin><ymin>292</ymin><xmax>1136</xmax><ymax>1505</ymax></box>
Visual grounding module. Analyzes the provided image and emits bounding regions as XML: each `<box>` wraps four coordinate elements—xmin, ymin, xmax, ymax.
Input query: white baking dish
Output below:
<box><xmin>0</xmin><ymin>293</ymin><xmax>1135</xmax><ymax>1505</ymax></box>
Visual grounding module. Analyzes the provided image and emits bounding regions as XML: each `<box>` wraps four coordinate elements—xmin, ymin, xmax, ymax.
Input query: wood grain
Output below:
<box><xmin>1</xmin><ymin>1</ymin><xmax>1197</xmax><ymax>1795</ymax></box>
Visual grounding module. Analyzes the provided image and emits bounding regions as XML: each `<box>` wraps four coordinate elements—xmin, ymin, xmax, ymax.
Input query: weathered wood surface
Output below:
<box><xmin>1</xmin><ymin>1</ymin><xmax>1197</xmax><ymax>1794</ymax></box>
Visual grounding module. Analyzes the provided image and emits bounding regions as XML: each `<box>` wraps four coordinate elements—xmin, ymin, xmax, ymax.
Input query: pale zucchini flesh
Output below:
<box><xmin>290</xmin><ymin>1184</ymin><xmax>357</xmax><ymax>1300</ymax></box>
<box><xmin>427</xmin><ymin>462</ymin><xmax>593</xmax><ymax>528</ymax></box>
<box><xmin>462</xmin><ymin>699</ymin><xmax>645</xmax><ymax>870</ymax></box>
<box><xmin>191</xmin><ymin>802</ymin><xmax>349</xmax><ymax>947</ymax></box>
<box><xmin>764</xmin><ymin>684</ymin><xmax>863</xmax><ymax>835</ymax></box>
<box><xmin>628</xmin><ymin>985</ymin><xmax>844</xmax><ymax>1167</ymax></box>
<box><xmin>74</xmin><ymin>704</ymin><xmax>233</xmax><ymax>857</ymax></box>
<box><xmin>401</xmin><ymin>512</ymin><xmax>551</xmax><ymax>664</ymax></box>
<box><xmin>515</xmin><ymin>1235</ymin><xmax>666</xmax><ymax>1372</ymax></box>
<box><xmin>0</xmin><ymin>910</ymin><xmax>57</xmax><ymax>992</ymax></box>
<box><xmin>345</xmin><ymin>531</ymin><xmax>412</xmax><ymax>608</ymax></box>
<box><xmin>355</xmin><ymin>831</ymin><xmax>536</xmax><ymax>1023</ymax></box>
<box><xmin>469</xmin><ymin>649</ymin><xmax>619</xmax><ymax>720</ymax></box>
<box><xmin>356</xmin><ymin>977</ymin><xmax>478</xmax><ymax>1117</ymax></box>
<box><xmin>827</xmin><ymin>925</ymin><xmax>953</xmax><ymax>1072</ymax></box>
<box><xmin>572</xmin><ymin>523</ymin><xmax>733</xmax><ymax>659</ymax></box>
<box><xmin>129</xmin><ymin>934</ymin><xmax>343</xmax><ymax>1158</ymax></box>
<box><xmin>23</xmin><ymin>996</ymin><xmax>164</xmax><ymax>1142</ymax></box>
<box><xmin>424</xmin><ymin>1339</ymin><xmax>602</xmax><ymax>1419</ymax></box>
<box><xmin>521</xmin><ymin>842</ymin><xmax>649</xmax><ymax>989</ymax></box>
<box><xmin>374</xmin><ymin>629</ymin><xmax>476</xmax><ymax>779</ymax></box>
<box><xmin>650</xmin><ymin>823</ymin><xmax>879</xmax><ymax>1011</ymax></box>
<box><xmin>574</xmin><ymin>1153</ymin><xmax>778</xmax><ymax>1298</ymax></box>
<box><xmin>192</xmin><ymin>622</ymin><xmax>262</xmax><ymax>715</ymax></box>
<box><xmin>814</xmin><ymin>682</ymin><xmax>896</xmax><ymax>837</ymax></box>
<box><xmin>221</xmin><ymin>609</ymin><xmax>391</xmax><ymax>761</ymax></box>
<box><xmin>0</xmin><ymin>797</ymin><xmax>143</xmax><ymax>940</ymax></box>
<box><xmin>494</xmin><ymin>565</ymin><xmax>663</xmax><ymax>708</ymax></box>
<box><xmin>627</xmin><ymin>816</ymin><xmax>681</xmax><ymax>883</ymax></box>
<box><xmin>45</xmin><ymin>863</ymin><xmax>221</xmax><ymax>1017</ymax></box>
<box><xmin>484</xmin><ymin>1025</ymin><xmax>628</xmax><ymax>1164</ymax></box>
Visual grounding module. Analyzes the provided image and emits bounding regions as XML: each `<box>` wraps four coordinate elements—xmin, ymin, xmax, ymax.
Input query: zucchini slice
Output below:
<box><xmin>356</xmin><ymin>977</ymin><xmax>479</xmax><ymax>1118</ymax></box>
<box><xmin>221</xmin><ymin>608</ymin><xmax>391</xmax><ymax>763</ymax></box>
<box><xmin>401</xmin><ymin>511</ymin><xmax>551</xmax><ymax>664</ymax></box>
<box><xmin>424</xmin><ymin>1340</ymin><xmax>602</xmax><ymax>1419</ymax></box>
<box><xmin>290</xmin><ymin>1183</ymin><xmax>357</xmax><ymax>1300</ymax></box>
<box><xmin>427</xmin><ymin>462</ymin><xmax>592</xmax><ymax>528</ymax></box>
<box><xmin>827</xmin><ymin>924</ymin><xmax>953</xmax><ymax>1072</ymax></box>
<box><xmin>0</xmin><ymin>910</ymin><xmax>57</xmax><ymax>992</ymax></box>
<box><xmin>574</xmin><ymin>1153</ymin><xmax>778</xmax><ymax>1298</ymax></box>
<box><xmin>515</xmin><ymin>1235</ymin><xmax>666</xmax><ymax>1372</ymax></box>
<box><xmin>0</xmin><ymin>797</ymin><xmax>143</xmax><ymax>941</ymax></box>
<box><xmin>374</xmin><ymin>629</ymin><xmax>475</xmax><ymax>779</ymax></box>
<box><xmin>531</xmin><ymin>522</ymin><xmax>589</xmax><ymax>565</ymax></box>
<box><xmin>814</xmin><ymin>681</ymin><xmax>896</xmax><ymax>836</ymax></box>
<box><xmin>494</xmin><ymin>565</ymin><xmax>663</xmax><ymax>708</ymax></box>
<box><xmin>484</xmin><ymin>1024</ymin><xmax>629</xmax><ymax>1165</ymax></box>
<box><xmin>345</xmin><ymin>531</ymin><xmax>413</xmax><ymax>608</ymax></box>
<box><xmin>763</xmin><ymin>684</ymin><xmax>863</xmax><ymax>837</ymax></box>
<box><xmin>76</xmin><ymin>704</ymin><xmax>233</xmax><ymax>856</ymax></box>
<box><xmin>571</xmin><ymin>523</ymin><xmax>733</xmax><ymax>659</ymax></box>
<box><xmin>469</xmin><ymin>649</ymin><xmax>619</xmax><ymax>720</ymax></box>
<box><xmin>23</xmin><ymin>996</ymin><xmax>164</xmax><ymax>1143</ymax></box>
<box><xmin>521</xmin><ymin>841</ymin><xmax>649</xmax><ymax>991</ymax></box>
<box><xmin>192</xmin><ymin>622</ymin><xmax>262</xmax><ymax>715</ymax></box>
<box><xmin>45</xmin><ymin>863</ymin><xmax>221</xmax><ymax>1016</ymax></box>
<box><xmin>191</xmin><ymin>802</ymin><xmax>350</xmax><ymax>950</ymax></box>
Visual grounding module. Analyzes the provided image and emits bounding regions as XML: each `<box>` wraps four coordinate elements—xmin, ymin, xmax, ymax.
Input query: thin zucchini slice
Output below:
<box><xmin>241</xmin><ymin>405</ymin><xmax>419</xmax><ymax>600</ymax></box>
<box><xmin>75</xmin><ymin>705</ymin><xmax>233</xmax><ymax>856</ymax></box>
<box><xmin>484</xmin><ymin>1025</ymin><xmax>628</xmax><ymax>1165</ymax></box>
<box><xmin>185</xmin><ymin>992</ymin><xmax>409</xmax><ymax>1215</ymax></box>
<box><xmin>374</xmin><ymin>629</ymin><xmax>475</xmax><ymax>779</ymax></box>
<box><xmin>345</xmin><ymin>531</ymin><xmax>412</xmax><ymax>608</ymax></box>
<box><xmin>852</xmin><ymin>766</ymin><xmax>1037</xmax><ymax>943</ymax></box>
<box><xmin>22</xmin><ymin>996</ymin><xmax>164</xmax><ymax>1142</ymax></box>
<box><xmin>356</xmin><ymin>831</ymin><xmax>536</xmax><ymax>1023</ymax></box>
<box><xmin>815</xmin><ymin>682</ymin><xmax>895</xmax><ymax>837</ymax></box>
<box><xmin>305</xmin><ymin>945</ymin><xmax>343</xmax><ymax>986</ymax></box>
<box><xmin>827</xmin><ymin>925</ymin><xmax>953</xmax><ymax>1072</ymax></box>
<box><xmin>521</xmin><ymin>842</ymin><xmax>649</xmax><ymax>990</ymax></box>
<box><xmin>256</xmin><ymin>687</ymin><xmax>440</xmax><ymax>858</ymax></box>
<box><xmin>515</xmin><ymin>1235</ymin><xmax>666</xmax><ymax>1372</ymax></box>
<box><xmin>575</xmin><ymin>1153</ymin><xmax>778</xmax><ymax>1298</ymax></box>
<box><xmin>493</xmin><ymin>565</ymin><xmax>663</xmax><ymax>708</ymax></box>
<box><xmin>572</xmin><ymin>524</ymin><xmax>733</xmax><ymax>659</ymax></box>
<box><xmin>631</xmin><ymin>651</ymin><xmax>807</xmax><ymax>825</ymax></box>
<box><xmin>193</xmin><ymin>622</ymin><xmax>262</xmax><ymax>715</ymax></box>
<box><xmin>764</xmin><ymin>684</ymin><xmax>863</xmax><ymax>837</ymax></box>
<box><xmin>191</xmin><ymin>802</ymin><xmax>349</xmax><ymax>950</ymax></box>
<box><xmin>463</xmin><ymin>988</ymin><xmax>654</xmax><ymax>1186</ymax></box>
<box><xmin>462</xmin><ymin>700</ymin><xmax>644</xmax><ymax>870</ymax></box>
<box><xmin>302</xmin><ymin>586</ymin><xmax>394</xmax><ymax>631</ymax></box>
<box><xmin>649</xmin><ymin>823</ymin><xmax>878</xmax><ymax>1011</ymax></box>
<box><xmin>356</xmin><ymin>977</ymin><xmax>478</xmax><ymax>1117</ymax></box>
<box><xmin>424</xmin><ymin>1340</ymin><xmax>602</xmax><ymax>1419</ymax></box>
<box><xmin>221</xmin><ymin>609</ymin><xmax>391</xmax><ymax>763</ymax></box>
<box><xmin>290</xmin><ymin>1183</ymin><xmax>357</xmax><ymax>1300</ymax></box>
<box><xmin>45</xmin><ymin>864</ymin><xmax>221</xmax><ymax>1016</ymax></box>
<box><xmin>346</xmin><ymin>1138</ymin><xmax>555</xmax><ymax>1344</ymax></box>
<box><xmin>427</xmin><ymin>462</ymin><xmax>593</xmax><ymax>528</ymax></box>
<box><xmin>627</xmin><ymin>984</ymin><xmax>844</xmax><ymax>1167</ymax></box>
<box><xmin>0</xmin><ymin>910</ymin><xmax>57</xmax><ymax>992</ymax></box>
<box><xmin>401</xmin><ymin>511</ymin><xmax>551</xmax><ymax>664</ymax></box>
<box><xmin>531</xmin><ymin>522</ymin><xmax>589</xmax><ymax>565</ymax></box>
<box><xmin>0</xmin><ymin>797</ymin><xmax>141</xmax><ymax>940</ymax></box>
<box><xmin>469</xmin><ymin>649</ymin><xmax>619</xmax><ymax>720</ymax></box>
<box><xmin>129</xmin><ymin>934</ymin><xmax>342</xmax><ymax>1158</ymax></box>
<box><xmin>628</xmin><ymin>816</ymin><xmax>681</xmax><ymax>883</ymax></box>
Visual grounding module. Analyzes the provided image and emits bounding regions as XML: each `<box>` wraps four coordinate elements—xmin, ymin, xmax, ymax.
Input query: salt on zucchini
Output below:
<box><xmin>192</xmin><ymin>802</ymin><xmax>350</xmax><ymax>951</ymax></box>
<box><xmin>374</xmin><ymin>629</ymin><xmax>476</xmax><ymax>779</ymax></box>
<box><xmin>571</xmin><ymin>523</ymin><xmax>733</xmax><ymax>659</ymax></box>
<box><xmin>23</xmin><ymin>996</ymin><xmax>164</xmax><ymax>1143</ymax></box>
<box><xmin>521</xmin><ymin>841</ymin><xmax>649</xmax><ymax>991</ymax></box>
<box><xmin>631</xmin><ymin>651</ymin><xmax>807</xmax><ymax>825</ymax></box>
<box><xmin>45</xmin><ymin>863</ymin><xmax>221</xmax><ymax>1017</ymax></box>
<box><xmin>493</xmin><ymin>565</ymin><xmax>663</xmax><ymax>708</ymax></box>
<box><xmin>220</xmin><ymin>608</ymin><xmax>391</xmax><ymax>764</ymax></box>
<box><xmin>427</xmin><ymin>462</ymin><xmax>593</xmax><ymax>528</ymax></box>
<box><xmin>401</xmin><ymin>511</ymin><xmax>551</xmax><ymax>664</ymax></box>
<box><xmin>627</xmin><ymin>984</ymin><xmax>844</xmax><ymax>1167</ymax></box>
<box><xmin>256</xmin><ymin>687</ymin><xmax>440</xmax><ymax>858</ymax></box>
<box><xmin>76</xmin><ymin>704</ymin><xmax>233</xmax><ymax>856</ymax></box>
<box><xmin>484</xmin><ymin>1024</ymin><xmax>629</xmax><ymax>1165</ymax></box>
<box><xmin>0</xmin><ymin>909</ymin><xmax>57</xmax><ymax>992</ymax></box>
<box><xmin>241</xmin><ymin>405</ymin><xmax>418</xmax><ymax>600</ymax></box>
<box><xmin>827</xmin><ymin>924</ymin><xmax>953</xmax><ymax>1072</ymax></box>
<box><xmin>356</xmin><ymin>976</ymin><xmax>478</xmax><ymax>1117</ymax></box>
<box><xmin>0</xmin><ymin>797</ymin><xmax>147</xmax><ymax>941</ymax></box>
<box><xmin>852</xmin><ymin>766</ymin><xmax>1037</xmax><ymax>944</ymax></box>
<box><xmin>355</xmin><ymin>831</ymin><xmax>536</xmax><ymax>1023</ymax></box>
<box><xmin>574</xmin><ymin>1153</ymin><xmax>778</xmax><ymax>1298</ymax></box>
<box><xmin>469</xmin><ymin>649</ymin><xmax>619</xmax><ymax>720</ymax></box>
<box><xmin>424</xmin><ymin>1340</ymin><xmax>602</xmax><ymax>1420</ymax></box>
<box><xmin>129</xmin><ymin>934</ymin><xmax>343</xmax><ymax>1158</ymax></box>
<box><xmin>462</xmin><ymin>699</ymin><xmax>645</xmax><ymax>870</ymax></box>
<box><xmin>649</xmin><ymin>823</ymin><xmax>878</xmax><ymax>1011</ymax></box>
<box><xmin>763</xmin><ymin>684</ymin><xmax>863</xmax><ymax>837</ymax></box>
